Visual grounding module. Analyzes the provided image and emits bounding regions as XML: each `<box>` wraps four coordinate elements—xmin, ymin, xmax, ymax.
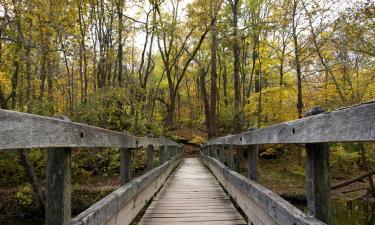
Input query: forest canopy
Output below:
<box><xmin>0</xmin><ymin>0</ymin><xmax>374</xmax><ymax>137</ymax></box>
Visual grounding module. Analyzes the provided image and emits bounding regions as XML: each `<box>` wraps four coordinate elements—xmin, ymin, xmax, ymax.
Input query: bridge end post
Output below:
<box><xmin>46</xmin><ymin>147</ymin><xmax>71</xmax><ymax>225</ymax></box>
<box><xmin>120</xmin><ymin>148</ymin><xmax>131</xmax><ymax>185</ymax></box>
<box><xmin>304</xmin><ymin>107</ymin><xmax>332</xmax><ymax>224</ymax></box>
<box><xmin>46</xmin><ymin>116</ymin><xmax>72</xmax><ymax>225</ymax></box>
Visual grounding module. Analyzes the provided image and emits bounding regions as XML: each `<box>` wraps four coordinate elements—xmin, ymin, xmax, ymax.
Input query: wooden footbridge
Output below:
<box><xmin>1</xmin><ymin>101</ymin><xmax>375</xmax><ymax>225</ymax></box>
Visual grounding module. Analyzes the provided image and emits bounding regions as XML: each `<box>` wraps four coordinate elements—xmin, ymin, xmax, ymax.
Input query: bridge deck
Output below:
<box><xmin>138</xmin><ymin>158</ymin><xmax>246</xmax><ymax>225</ymax></box>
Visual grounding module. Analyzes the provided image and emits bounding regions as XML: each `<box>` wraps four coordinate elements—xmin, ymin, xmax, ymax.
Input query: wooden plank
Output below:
<box><xmin>205</xmin><ymin>101</ymin><xmax>375</xmax><ymax>145</ymax></box>
<box><xmin>0</xmin><ymin>109</ymin><xmax>181</xmax><ymax>150</ymax></box>
<box><xmin>139</xmin><ymin>158</ymin><xmax>246</xmax><ymax>225</ymax></box>
<box><xmin>138</xmin><ymin>220</ymin><xmax>247</xmax><ymax>225</ymax></box>
<box><xmin>201</xmin><ymin>153</ymin><xmax>326</xmax><ymax>225</ymax></box>
<box><xmin>68</xmin><ymin>156</ymin><xmax>181</xmax><ymax>225</ymax></box>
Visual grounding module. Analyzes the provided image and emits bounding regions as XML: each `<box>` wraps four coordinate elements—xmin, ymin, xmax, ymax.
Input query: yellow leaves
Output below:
<box><xmin>244</xmin><ymin>85</ymin><xmax>299</xmax><ymax>126</ymax></box>
<box><xmin>0</xmin><ymin>71</ymin><xmax>11</xmax><ymax>93</ymax></box>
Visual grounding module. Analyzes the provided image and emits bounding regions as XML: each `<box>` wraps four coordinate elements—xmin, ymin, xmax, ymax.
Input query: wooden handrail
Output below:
<box><xmin>203</xmin><ymin>101</ymin><xmax>375</xmax><ymax>146</ymax></box>
<box><xmin>201</xmin><ymin>153</ymin><xmax>325</xmax><ymax>225</ymax></box>
<box><xmin>69</xmin><ymin>155</ymin><xmax>182</xmax><ymax>225</ymax></box>
<box><xmin>0</xmin><ymin>109</ymin><xmax>182</xmax><ymax>150</ymax></box>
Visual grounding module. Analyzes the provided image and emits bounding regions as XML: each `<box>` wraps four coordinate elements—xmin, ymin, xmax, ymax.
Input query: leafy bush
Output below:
<box><xmin>16</xmin><ymin>184</ymin><xmax>34</xmax><ymax>207</ymax></box>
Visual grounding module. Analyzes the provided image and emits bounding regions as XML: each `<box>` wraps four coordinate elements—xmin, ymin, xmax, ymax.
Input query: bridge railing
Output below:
<box><xmin>0</xmin><ymin>109</ymin><xmax>183</xmax><ymax>225</ymax></box>
<box><xmin>201</xmin><ymin>101</ymin><xmax>375</xmax><ymax>225</ymax></box>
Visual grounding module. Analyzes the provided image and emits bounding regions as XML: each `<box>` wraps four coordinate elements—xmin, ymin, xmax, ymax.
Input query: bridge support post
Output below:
<box><xmin>213</xmin><ymin>145</ymin><xmax>216</xmax><ymax>158</ymax></box>
<box><xmin>120</xmin><ymin>148</ymin><xmax>131</xmax><ymax>185</ymax></box>
<box><xmin>246</xmin><ymin>145</ymin><xmax>259</xmax><ymax>182</ymax></box>
<box><xmin>46</xmin><ymin>115</ymin><xmax>71</xmax><ymax>225</ymax></box>
<box><xmin>219</xmin><ymin>145</ymin><xmax>224</xmax><ymax>162</ymax></box>
<box><xmin>159</xmin><ymin>146</ymin><xmax>165</xmax><ymax>164</ymax></box>
<box><xmin>236</xmin><ymin>146</ymin><xmax>242</xmax><ymax>173</ymax></box>
<box><xmin>46</xmin><ymin>147</ymin><xmax>71</xmax><ymax>225</ymax></box>
<box><xmin>147</xmin><ymin>145</ymin><xmax>154</xmax><ymax>171</ymax></box>
<box><xmin>228</xmin><ymin>145</ymin><xmax>234</xmax><ymax>169</ymax></box>
<box><xmin>304</xmin><ymin>107</ymin><xmax>331</xmax><ymax>224</ymax></box>
<box><xmin>167</xmin><ymin>146</ymin><xmax>172</xmax><ymax>160</ymax></box>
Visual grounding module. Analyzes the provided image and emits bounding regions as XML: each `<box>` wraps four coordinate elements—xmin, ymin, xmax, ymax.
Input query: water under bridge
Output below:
<box><xmin>0</xmin><ymin>101</ymin><xmax>374</xmax><ymax>225</ymax></box>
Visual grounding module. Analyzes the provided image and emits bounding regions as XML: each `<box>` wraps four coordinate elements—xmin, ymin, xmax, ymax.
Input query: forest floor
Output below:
<box><xmin>0</xmin><ymin>125</ymin><xmax>374</xmax><ymax>219</ymax></box>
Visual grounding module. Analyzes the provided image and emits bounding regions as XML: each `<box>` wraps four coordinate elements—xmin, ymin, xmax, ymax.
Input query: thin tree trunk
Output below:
<box><xmin>230</xmin><ymin>0</ymin><xmax>241</xmax><ymax>132</ymax></box>
<box><xmin>209</xmin><ymin>5</ymin><xmax>218</xmax><ymax>138</ymax></box>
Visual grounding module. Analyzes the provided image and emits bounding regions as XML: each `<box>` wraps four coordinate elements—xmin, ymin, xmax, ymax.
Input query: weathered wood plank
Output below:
<box><xmin>139</xmin><ymin>158</ymin><xmax>246</xmax><ymax>225</ymax></box>
<box><xmin>201</xmin><ymin>153</ymin><xmax>326</xmax><ymax>225</ymax></box>
<box><xmin>68</xmin><ymin>156</ymin><xmax>181</xmax><ymax>225</ymax></box>
<box><xmin>0</xmin><ymin>109</ymin><xmax>181</xmax><ymax>150</ymax></box>
<box><xmin>205</xmin><ymin>101</ymin><xmax>375</xmax><ymax>145</ymax></box>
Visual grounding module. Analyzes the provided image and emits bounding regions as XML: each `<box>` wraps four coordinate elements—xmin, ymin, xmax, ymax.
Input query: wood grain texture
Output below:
<box><xmin>204</xmin><ymin>101</ymin><xmax>375</xmax><ymax>146</ymax></box>
<box><xmin>0</xmin><ymin>109</ymin><xmax>181</xmax><ymax>150</ymax></box>
<box><xmin>68</xmin><ymin>156</ymin><xmax>181</xmax><ymax>225</ymax></box>
<box><xmin>201</xmin><ymin>153</ymin><xmax>326</xmax><ymax>225</ymax></box>
<box><xmin>138</xmin><ymin>158</ymin><xmax>247</xmax><ymax>225</ymax></box>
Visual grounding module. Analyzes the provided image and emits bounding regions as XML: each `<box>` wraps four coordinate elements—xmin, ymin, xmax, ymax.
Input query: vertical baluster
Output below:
<box><xmin>120</xmin><ymin>148</ymin><xmax>131</xmax><ymax>185</ymax></box>
<box><xmin>246</xmin><ymin>145</ymin><xmax>259</xmax><ymax>182</ymax></box>
<box><xmin>219</xmin><ymin>145</ymin><xmax>224</xmax><ymax>162</ymax></box>
<box><xmin>228</xmin><ymin>145</ymin><xmax>234</xmax><ymax>170</ymax></box>
<box><xmin>147</xmin><ymin>145</ymin><xmax>154</xmax><ymax>171</ymax></box>
<box><xmin>159</xmin><ymin>146</ymin><xmax>165</xmax><ymax>165</ymax></box>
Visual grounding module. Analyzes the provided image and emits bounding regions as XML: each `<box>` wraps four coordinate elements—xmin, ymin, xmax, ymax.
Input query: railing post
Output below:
<box><xmin>228</xmin><ymin>145</ymin><xmax>234</xmax><ymax>170</ymax></box>
<box><xmin>304</xmin><ymin>107</ymin><xmax>331</xmax><ymax>224</ymax></box>
<box><xmin>46</xmin><ymin>116</ymin><xmax>71</xmax><ymax>225</ymax></box>
<box><xmin>219</xmin><ymin>145</ymin><xmax>224</xmax><ymax>162</ymax></box>
<box><xmin>213</xmin><ymin>145</ymin><xmax>218</xmax><ymax>159</ymax></box>
<box><xmin>236</xmin><ymin>146</ymin><xmax>242</xmax><ymax>173</ymax></box>
<box><xmin>246</xmin><ymin>145</ymin><xmax>259</xmax><ymax>182</ymax></box>
<box><xmin>159</xmin><ymin>146</ymin><xmax>165</xmax><ymax>164</ymax></box>
<box><xmin>167</xmin><ymin>146</ymin><xmax>172</xmax><ymax>160</ymax></box>
<box><xmin>147</xmin><ymin>145</ymin><xmax>154</xmax><ymax>171</ymax></box>
<box><xmin>120</xmin><ymin>148</ymin><xmax>131</xmax><ymax>185</ymax></box>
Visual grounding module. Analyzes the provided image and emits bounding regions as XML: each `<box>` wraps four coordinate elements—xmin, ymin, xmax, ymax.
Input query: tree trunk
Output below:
<box><xmin>200</xmin><ymin>67</ymin><xmax>210</xmax><ymax>130</ymax></box>
<box><xmin>18</xmin><ymin>149</ymin><xmax>46</xmax><ymax>210</ymax></box>
<box><xmin>117</xmin><ymin>0</ymin><xmax>124</xmax><ymax>87</ymax></box>
<box><xmin>209</xmin><ymin>7</ymin><xmax>218</xmax><ymax>138</ymax></box>
<box><xmin>230</xmin><ymin>0</ymin><xmax>241</xmax><ymax>132</ymax></box>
